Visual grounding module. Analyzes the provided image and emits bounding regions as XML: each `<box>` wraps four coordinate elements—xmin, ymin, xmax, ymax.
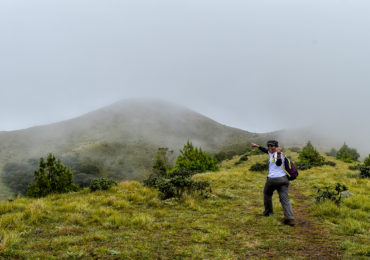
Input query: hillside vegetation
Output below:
<box><xmin>0</xmin><ymin>100</ymin><xmax>272</xmax><ymax>199</ymax></box>
<box><xmin>1</xmin><ymin>152</ymin><xmax>368</xmax><ymax>259</ymax></box>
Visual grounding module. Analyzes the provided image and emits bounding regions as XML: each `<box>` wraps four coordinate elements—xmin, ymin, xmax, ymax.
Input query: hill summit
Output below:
<box><xmin>0</xmin><ymin>99</ymin><xmax>269</xmax><ymax>198</ymax></box>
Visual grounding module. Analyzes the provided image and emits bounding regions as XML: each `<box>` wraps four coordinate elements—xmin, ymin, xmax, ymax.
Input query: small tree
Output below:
<box><xmin>336</xmin><ymin>143</ymin><xmax>360</xmax><ymax>163</ymax></box>
<box><xmin>175</xmin><ymin>141</ymin><xmax>218</xmax><ymax>173</ymax></box>
<box><xmin>363</xmin><ymin>154</ymin><xmax>370</xmax><ymax>167</ymax></box>
<box><xmin>152</xmin><ymin>147</ymin><xmax>173</xmax><ymax>177</ymax></box>
<box><xmin>298</xmin><ymin>141</ymin><xmax>325</xmax><ymax>166</ymax></box>
<box><xmin>27</xmin><ymin>153</ymin><xmax>78</xmax><ymax>198</ymax></box>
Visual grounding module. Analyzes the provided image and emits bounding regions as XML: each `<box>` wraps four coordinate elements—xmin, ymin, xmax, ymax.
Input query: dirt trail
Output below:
<box><xmin>290</xmin><ymin>187</ymin><xmax>343</xmax><ymax>259</ymax></box>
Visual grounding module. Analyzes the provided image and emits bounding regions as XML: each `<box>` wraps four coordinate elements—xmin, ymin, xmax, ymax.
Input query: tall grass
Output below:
<box><xmin>0</xmin><ymin>154</ymin><xmax>368</xmax><ymax>258</ymax></box>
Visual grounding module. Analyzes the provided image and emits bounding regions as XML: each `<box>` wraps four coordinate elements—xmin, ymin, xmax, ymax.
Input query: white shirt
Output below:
<box><xmin>268</xmin><ymin>152</ymin><xmax>287</xmax><ymax>178</ymax></box>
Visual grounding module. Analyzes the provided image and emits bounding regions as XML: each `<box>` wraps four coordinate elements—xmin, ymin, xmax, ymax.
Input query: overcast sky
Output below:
<box><xmin>0</xmin><ymin>0</ymin><xmax>369</xmax><ymax>151</ymax></box>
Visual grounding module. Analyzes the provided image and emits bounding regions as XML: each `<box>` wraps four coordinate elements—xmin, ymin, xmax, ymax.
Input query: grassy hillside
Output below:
<box><xmin>0</xmin><ymin>100</ymin><xmax>273</xmax><ymax>199</ymax></box>
<box><xmin>0</xmin><ymin>153</ymin><xmax>368</xmax><ymax>259</ymax></box>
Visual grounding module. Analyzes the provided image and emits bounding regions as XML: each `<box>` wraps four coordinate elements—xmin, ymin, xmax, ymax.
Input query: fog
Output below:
<box><xmin>0</xmin><ymin>0</ymin><xmax>369</xmax><ymax>155</ymax></box>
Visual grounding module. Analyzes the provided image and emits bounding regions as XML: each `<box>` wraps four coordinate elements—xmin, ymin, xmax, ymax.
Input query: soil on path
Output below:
<box><xmin>289</xmin><ymin>187</ymin><xmax>343</xmax><ymax>259</ymax></box>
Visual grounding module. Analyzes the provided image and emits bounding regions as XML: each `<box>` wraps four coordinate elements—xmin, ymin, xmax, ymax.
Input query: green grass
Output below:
<box><xmin>0</xmin><ymin>153</ymin><xmax>369</xmax><ymax>259</ymax></box>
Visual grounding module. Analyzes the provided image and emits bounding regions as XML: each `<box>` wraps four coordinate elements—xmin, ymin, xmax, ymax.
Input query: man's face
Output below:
<box><xmin>268</xmin><ymin>145</ymin><xmax>276</xmax><ymax>153</ymax></box>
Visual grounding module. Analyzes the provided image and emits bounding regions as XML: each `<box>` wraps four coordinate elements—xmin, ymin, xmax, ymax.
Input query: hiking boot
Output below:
<box><xmin>283</xmin><ymin>219</ymin><xmax>295</xmax><ymax>226</ymax></box>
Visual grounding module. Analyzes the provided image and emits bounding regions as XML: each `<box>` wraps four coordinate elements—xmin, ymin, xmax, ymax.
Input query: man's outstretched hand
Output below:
<box><xmin>251</xmin><ymin>143</ymin><xmax>260</xmax><ymax>148</ymax></box>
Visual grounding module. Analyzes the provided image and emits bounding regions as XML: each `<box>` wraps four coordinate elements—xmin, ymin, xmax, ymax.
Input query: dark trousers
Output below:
<box><xmin>263</xmin><ymin>175</ymin><xmax>294</xmax><ymax>220</ymax></box>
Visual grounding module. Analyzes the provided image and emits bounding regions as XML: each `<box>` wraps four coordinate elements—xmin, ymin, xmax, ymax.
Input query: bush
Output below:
<box><xmin>364</xmin><ymin>154</ymin><xmax>370</xmax><ymax>167</ymax></box>
<box><xmin>27</xmin><ymin>153</ymin><xmax>79</xmax><ymax>198</ymax></box>
<box><xmin>145</xmin><ymin>168</ymin><xmax>210</xmax><ymax>200</ymax></box>
<box><xmin>323</xmin><ymin>161</ymin><xmax>336</xmax><ymax>167</ymax></box>
<box><xmin>316</xmin><ymin>183</ymin><xmax>348</xmax><ymax>205</ymax></box>
<box><xmin>234</xmin><ymin>154</ymin><xmax>249</xmax><ymax>165</ymax></box>
<box><xmin>298</xmin><ymin>141</ymin><xmax>325</xmax><ymax>166</ymax></box>
<box><xmin>348</xmin><ymin>164</ymin><xmax>362</xmax><ymax>171</ymax></box>
<box><xmin>336</xmin><ymin>143</ymin><xmax>360</xmax><ymax>163</ymax></box>
<box><xmin>144</xmin><ymin>142</ymin><xmax>214</xmax><ymax>200</ymax></box>
<box><xmin>359</xmin><ymin>166</ymin><xmax>370</xmax><ymax>178</ymax></box>
<box><xmin>152</xmin><ymin>147</ymin><xmax>174</xmax><ymax>176</ymax></box>
<box><xmin>249</xmin><ymin>161</ymin><xmax>269</xmax><ymax>172</ymax></box>
<box><xmin>295</xmin><ymin>161</ymin><xmax>312</xmax><ymax>170</ymax></box>
<box><xmin>175</xmin><ymin>141</ymin><xmax>218</xmax><ymax>173</ymax></box>
<box><xmin>89</xmin><ymin>178</ymin><xmax>117</xmax><ymax>191</ymax></box>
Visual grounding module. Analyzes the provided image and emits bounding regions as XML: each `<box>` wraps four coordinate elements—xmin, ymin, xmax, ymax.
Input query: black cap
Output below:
<box><xmin>267</xmin><ymin>140</ymin><xmax>279</xmax><ymax>147</ymax></box>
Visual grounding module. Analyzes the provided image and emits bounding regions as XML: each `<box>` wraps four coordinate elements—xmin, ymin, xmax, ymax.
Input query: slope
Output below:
<box><xmin>0</xmin><ymin>99</ymin><xmax>272</xmax><ymax>199</ymax></box>
<box><xmin>0</xmin><ymin>152</ymin><xmax>368</xmax><ymax>259</ymax></box>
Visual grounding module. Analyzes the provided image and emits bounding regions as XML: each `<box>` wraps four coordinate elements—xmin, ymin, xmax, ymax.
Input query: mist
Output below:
<box><xmin>0</xmin><ymin>0</ymin><xmax>369</xmax><ymax>156</ymax></box>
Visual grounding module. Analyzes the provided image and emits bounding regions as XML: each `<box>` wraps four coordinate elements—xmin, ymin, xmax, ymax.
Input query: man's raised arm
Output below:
<box><xmin>251</xmin><ymin>143</ymin><xmax>268</xmax><ymax>154</ymax></box>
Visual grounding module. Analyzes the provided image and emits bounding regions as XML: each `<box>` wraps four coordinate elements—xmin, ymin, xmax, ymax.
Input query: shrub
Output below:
<box><xmin>323</xmin><ymin>161</ymin><xmax>336</xmax><ymax>167</ymax></box>
<box><xmin>89</xmin><ymin>178</ymin><xmax>117</xmax><ymax>191</ymax></box>
<box><xmin>152</xmin><ymin>147</ymin><xmax>174</xmax><ymax>176</ymax></box>
<box><xmin>234</xmin><ymin>154</ymin><xmax>249</xmax><ymax>165</ymax></box>
<box><xmin>144</xmin><ymin>142</ymin><xmax>214</xmax><ymax>200</ymax></box>
<box><xmin>359</xmin><ymin>166</ymin><xmax>370</xmax><ymax>178</ymax></box>
<box><xmin>154</xmin><ymin>168</ymin><xmax>210</xmax><ymax>200</ymax></box>
<box><xmin>298</xmin><ymin>141</ymin><xmax>325</xmax><ymax>166</ymax></box>
<box><xmin>27</xmin><ymin>153</ymin><xmax>78</xmax><ymax>198</ymax></box>
<box><xmin>348</xmin><ymin>164</ymin><xmax>362</xmax><ymax>171</ymax></box>
<box><xmin>316</xmin><ymin>183</ymin><xmax>348</xmax><ymax>205</ymax></box>
<box><xmin>249</xmin><ymin>161</ymin><xmax>269</xmax><ymax>172</ymax></box>
<box><xmin>363</xmin><ymin>154</ymin><xmax>370</xmax><ymax>167</ymax></box>
<box><xmin>336</xmin><ymin>143</ymin><xmax>360</xmax><ymax>163</ymax></box>
<box><xmin>175</xmin><ymin>141</ymin><xmax>218</xmax><ymax>173</ymax></box>
<box><xmin>295</xmin><ymin>161</ymin><xmax>312</xmax><ymax>170</ymax></box>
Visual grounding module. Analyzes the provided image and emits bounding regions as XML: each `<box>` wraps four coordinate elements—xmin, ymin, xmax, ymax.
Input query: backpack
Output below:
<box><xmin>282</xmin><ymin>158</ymin><xmax>298</xmax><ymax>181</ymax></box>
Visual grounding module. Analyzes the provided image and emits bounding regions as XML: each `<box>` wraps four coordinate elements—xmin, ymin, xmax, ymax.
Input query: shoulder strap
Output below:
<box><xmin>281</xmin><ymin>158</ymin><xmax>291</xmax><ymax>178</ymax></box>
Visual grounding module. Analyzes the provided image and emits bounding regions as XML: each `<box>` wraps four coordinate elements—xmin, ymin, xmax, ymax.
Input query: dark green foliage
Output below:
<box><xmin>363</xmin><ymin>154</ymin><xmax>370</xmax><ymax>167</ymax></box>
<box><xmin>144</xmin><ymin>142</ymin><xmax>217</xmax><ymax>199</ymax></box>
<box><xmin>295</xmin><ymin>162</ymin><xmax>313</xmax><ymax>170</ymax></box>
<box><xmin>249</xmin><ymin>161</ymin><xmax>269</xmax><ymax>172</ymax></box>
<box><xmin>89</xmin><ymin>178</ymin><xmax>117</xmax><ymax>191</ymax></box>
<box><xmin>175</xmin><ymin>141</ymin><xmax>218</xmax><ymax>173</ymax></box>
<box><xmin>152</xmin><ymin>147</ymin><xmax>173</xmax><ymax>176</ymax></box>
<box><xmin>234</xmin><ymin>154</ymin><xmax>249</xmax><ymax>165</ymax></box>
<box><xmin>157</xmin><ymin>175</ymin><xmax>210</xmax><ymax>200</ymax></box>
<box><xmin>336</xmin><ymin>143</ymin><xmax>360</xmax><ymax>163</ymax></box>
<box><xmin>348</xmin><ymin>164</ymin><xmax>362</xmax><ymax>171</ymax></box>
<box><xmin>143</xmin><ymin>148</ymin><xmax>175</xmax><ymax>188</ymax></box>
<box><xmin>298</xmin><ymin>141</ymin><xmax>325</xmax><ymax>166</ymax></box>
<box><xmin>323</xmin><ymin>161</ymin><xmax>336</xmax><ymax>167</ymax></box>
<box><xmin>359</xmin><ymin>166</ymin><xmax>370</xmax><ymax>178</ymax></box>
<box><xmin>27</xmin><ymin>154</ymin><xmax>79</xmax><ymax>198</ymax></box>
<box><xmin>326</xmin><ymin>148</ymin><xmax>337</xmax><ymax>157</ymax></box>
<box><xmin>289</xmin><ymin>147</ymin><xmax>301</xmax><ymax>153</ymax></box>
<box><xmin>316</xmin><ymin>183</ymin><xmax>348</xmax><ymax>205</ymax></box>
<box><xmin>145</xmin><ymin>168</ymin><xmax>210</xmax><ymax>200</ymax></box>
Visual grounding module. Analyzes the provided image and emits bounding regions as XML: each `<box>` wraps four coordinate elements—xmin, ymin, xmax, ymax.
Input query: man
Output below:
<box><xmin>251</xmin><ymin>140</ymin><xmax>295</xmax><ymax>226</ymax></box>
